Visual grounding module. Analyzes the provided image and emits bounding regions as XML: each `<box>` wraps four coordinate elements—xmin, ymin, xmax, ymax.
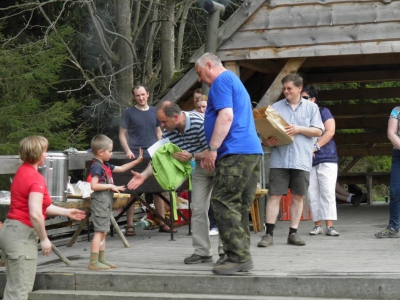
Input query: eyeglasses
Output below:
<box><xmin>302</xmin><ymin>96</ymin><xmax>310</xmax><ymax>100</ymax></box>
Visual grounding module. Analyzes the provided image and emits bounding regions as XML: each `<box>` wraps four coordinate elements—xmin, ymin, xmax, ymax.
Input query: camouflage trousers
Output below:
<box><xmin>211</xmin><ymin>154</ymin><xmax>261</xmax><ymax>262</ymax></box>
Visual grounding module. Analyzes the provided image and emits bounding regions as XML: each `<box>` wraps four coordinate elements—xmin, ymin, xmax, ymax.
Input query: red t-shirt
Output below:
<box><xmin>7</xmin><ymin>162</ymin><xmax>52</xmax><ymax>227</ymax></box>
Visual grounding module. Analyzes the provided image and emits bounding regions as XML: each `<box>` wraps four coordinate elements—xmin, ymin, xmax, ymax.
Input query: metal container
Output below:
<box><xmin>38</xmin><ymin>152</ymin><xmax>69</xmax><ymax>202</ymax></box>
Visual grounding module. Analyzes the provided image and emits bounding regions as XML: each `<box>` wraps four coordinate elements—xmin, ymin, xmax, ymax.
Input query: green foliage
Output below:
<box><xmin>0</xmin><ymin>28</ymin><xmax>87</xmax><ymax>154</ymax></box>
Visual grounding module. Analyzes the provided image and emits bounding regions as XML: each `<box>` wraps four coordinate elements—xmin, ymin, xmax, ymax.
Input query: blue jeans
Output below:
<box><xmin>389</xmin><ymin>149</ymin><xmax>400</xmax><ymax>230</ymax></box>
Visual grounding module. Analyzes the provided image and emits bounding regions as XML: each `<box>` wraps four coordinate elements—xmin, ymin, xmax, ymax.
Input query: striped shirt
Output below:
<box><xmin>162</xmin><ymin>111</ymin><xmax>207</xmax><ymax>153</ymax></box>
<box><xmin>270</xmin><ymin>98</ymin><xmax>324</xmax><ymax>172</ymax></box>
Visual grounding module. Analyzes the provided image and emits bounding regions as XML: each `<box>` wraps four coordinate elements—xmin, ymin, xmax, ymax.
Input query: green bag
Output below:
<box><xmin>151</xmin><ymin>142</ymin><xmax>192</xmax><ymax>220</ymax></box>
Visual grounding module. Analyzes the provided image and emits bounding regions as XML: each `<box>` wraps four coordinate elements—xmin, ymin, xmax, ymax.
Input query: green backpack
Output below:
<box><xmin>151</xmin><ymin>142</ymin><xmax>192</xmax><ymax>220</ymax></box>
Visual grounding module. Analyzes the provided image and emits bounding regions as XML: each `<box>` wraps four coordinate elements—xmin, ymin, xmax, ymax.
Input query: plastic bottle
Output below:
<box><xmin>133</xmin><ymin>220</ymin><xmax>151</xmax><ymax>229</ymax></box>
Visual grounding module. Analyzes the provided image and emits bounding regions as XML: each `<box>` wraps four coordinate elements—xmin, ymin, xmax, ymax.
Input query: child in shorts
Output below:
<box><xmin>88</xmin><ymin>134</ymin><xmax>143</xmax><ymax>270</ymax></box>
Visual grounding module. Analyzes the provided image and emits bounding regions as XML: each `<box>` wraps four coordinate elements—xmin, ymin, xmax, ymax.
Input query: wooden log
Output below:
<box><xmin>334</xmin><ymin>133</ymin><xmax>389</xmax><ymax>145</ymax></box>
<box><xmin>336</xmin><ymin>116</ymin><xmax>388</xmax><ymax>130</ymax></box>
<box><xmin>51</xmin><ymin>242</ymin><xmax>71</xmax><ymax>265</ymax></box>
<box><xmin>317</xmin><ymin>87</ymin><xmax>400</xmax><ymax>102</ymax></box>
<box><xmin>337</xmin><ymin>145</ymin><xmax>393</xmax><ymax>157</ymax></box>
<box><xmin>324</xmin><ymin>103</ymin><xmax>395</xmax><ymax>116</ymax></box>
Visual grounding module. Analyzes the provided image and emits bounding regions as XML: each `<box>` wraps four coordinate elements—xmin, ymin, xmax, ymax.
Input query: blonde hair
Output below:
<box><xmin>91</xmin><ymin>134</ymin><xmax>113</xmax><ymax>155</ymax></box>
<box><xmin>197</xmin><ymin>95</ymin><xmax>208</xmax><ymax>103</ymax></box>
<box><xmin>19</xmin><ymin>136</ymin><xmax>49</xmax><ymax>164</ymax></box>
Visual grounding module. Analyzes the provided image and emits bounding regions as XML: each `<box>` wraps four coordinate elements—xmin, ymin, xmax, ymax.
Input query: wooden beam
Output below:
<box><xmin>159</xmin><ymin>67</ymin><xmax>199</xmax><ymax>103</ymax></box>
<box><xmin>224</xmin><ymin>61</ymin><xmax>240</xmax><ymax>76</ymax></box>
<box><xmin>216</xmin><ymin>41</ymin><xmax>400</xmax><ymax>61</ymax></box>
<box><xmin>335</xmin><ymin>116</ymin><xmax>388</xmax><ymax>129</ymax></box>
<box><xmin>334</xmin><ymin>133</ymin><xmax>389</xmax><ymax>145</ymax></box>
<box><xmin>337</xmin><ymin>144</ymin><xmax>393</xmax><ymax>157</ymax></box>
<box><xmin>220</xmin><ymin>23</ymin><xmax>400</xmax><ymax>51</ymax></box>
<box><xmin>340</xmin><ymin>157</ymin><xmax>363</xmax><ymax>174</ymax></box>
<box><xmin>325</xmin><ymin>103</ymin><xmax>395</xmax><ymax>116</ymax></box>
<box><xmin>303</xmin><ymin>54</ymin><xmax>400</xmax><ymax>69</ymax></box>
<box><xmin>240</xmin><ymin>67</ymin><xmax>256</xmax><ymax>83</ymax></box>
<box><xmin>318</xmin><ymin>87</ymin><xmax>400</xmax><ymax>102</ymax></box>
<box><xmin>307</xmin><ymin>70</ymin><xmax>400</xmax><ymax>84</ymax></box>
<box><xmin>256</xmin><ymin>58</ymin><xmax>306</xmax><ymax>108</ymax></box>
<box><xmin>242</xmin><ymin>1</ymin><xmax>400</xmax><ymax>30</ymax></box>
<box><xmin>238</xmin><ymin>60</ymin><xmax>282</xmax><ymax>74</ymax></box>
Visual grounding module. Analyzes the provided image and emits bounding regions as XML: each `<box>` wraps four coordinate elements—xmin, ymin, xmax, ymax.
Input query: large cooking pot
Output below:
<box><xmin>38</xmin><ymin>152</ymin><xmax>69</xmax><ymax>202</ymax></box>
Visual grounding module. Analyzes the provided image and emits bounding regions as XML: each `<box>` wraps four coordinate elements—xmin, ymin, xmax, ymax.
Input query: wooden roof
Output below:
<box><xmin>160</xmin><ymin>0</ymin><xmax>400</xmax><ymax>158</ymax></box>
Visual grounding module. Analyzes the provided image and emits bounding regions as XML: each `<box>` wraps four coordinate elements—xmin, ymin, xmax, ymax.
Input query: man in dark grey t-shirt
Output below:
<box><xmin>119</xmin><ymin>85</ymin><xmax>175</xmax><ymax>235</ymax></box>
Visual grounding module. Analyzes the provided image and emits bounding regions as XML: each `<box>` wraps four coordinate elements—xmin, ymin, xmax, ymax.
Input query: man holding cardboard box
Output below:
<box><xmin>258</xmin><ymin>74</ymin><xmax>324</xmax><ymax>248</ymax></box>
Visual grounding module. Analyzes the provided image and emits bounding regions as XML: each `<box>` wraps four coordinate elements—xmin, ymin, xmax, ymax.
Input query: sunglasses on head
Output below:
<box><xmin>302</xmin><ymin>96</ymin><xmax>310</xmax><ymax>100</ymax></box>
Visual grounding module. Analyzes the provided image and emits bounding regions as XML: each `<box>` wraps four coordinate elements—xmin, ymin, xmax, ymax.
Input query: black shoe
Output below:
<box><xmin>351</xmin><ymin>194</ymin><xmax>363</xmax><ymax>207</ymax></box>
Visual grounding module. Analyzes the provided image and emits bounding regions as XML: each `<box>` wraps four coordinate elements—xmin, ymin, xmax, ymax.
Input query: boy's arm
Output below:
<box><xmin>91</xmin><ymin>175</ymin><xmax>115</xmax><ymax>192</ymax></box>
<box><xmin>113</xmin><ymin>148</ymin><xmax>143</xmax><ymax>173</ymax></box>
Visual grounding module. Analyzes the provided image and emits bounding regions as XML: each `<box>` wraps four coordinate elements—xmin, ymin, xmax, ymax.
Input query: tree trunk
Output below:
<box><xmin>159</xmin><ymin>0</ymin><xmax>175</xmax><ymax>90</ymax></box>
<box><xmin>176</xmin><ymin>0</ymin><xmax>195</xmax><ymax>71</ymax></box>
<box><xmin>115</xmin><ymin>0</ymin><xmax>134</xmax><ymax>108</ymax></box>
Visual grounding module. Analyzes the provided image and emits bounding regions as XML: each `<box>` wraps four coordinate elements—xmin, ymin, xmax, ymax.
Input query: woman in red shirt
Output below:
<box><xmin>0</xmin><ymin>136</ymin><xmax>86</xmax><ymax>300</ymax></box>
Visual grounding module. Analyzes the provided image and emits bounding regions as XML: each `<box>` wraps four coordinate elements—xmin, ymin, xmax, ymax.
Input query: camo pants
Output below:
<box><xmin>211</xmin><ymin>154</ymin><xmax>261</xmax><ymax>262</ymax></box>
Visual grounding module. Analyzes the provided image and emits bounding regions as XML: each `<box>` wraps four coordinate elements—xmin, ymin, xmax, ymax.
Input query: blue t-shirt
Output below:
<box><xmin>204</xmin><ymin>71</ymin><xmax>263</xmax><ymax>159</ymax></box>
<box><xmin>90</xmin><ymin>158</ymin><xmax>115</xmax><ymax>184</ymax></box>
<box><xmin>313</xmin><ymin>107</ymin><xmax>338</xmax><ymax>166</ymax></box>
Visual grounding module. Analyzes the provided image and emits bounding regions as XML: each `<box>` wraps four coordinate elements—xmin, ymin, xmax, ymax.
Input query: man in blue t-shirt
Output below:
<box><xmin>195</xmin><ymin>52</ymin><xmax>263</xmax><ymax>275</ymax></box>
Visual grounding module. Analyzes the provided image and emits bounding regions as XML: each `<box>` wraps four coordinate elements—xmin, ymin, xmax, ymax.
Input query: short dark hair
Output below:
<box><xmin>302</xmin><ymin>85</ymin><xmax>318</xmax><ymax>100</ymax></box>
<box><xmin>194</xmin><ymin>88</ymin><xmax>202</xmax><ymax>94</ymax></box>
<box><xmin>158</xmin><ymin>101</ymin><xmax>181</xmax><ymax>118</ymax></box>
<box><xmin>281</xmin><ymin>74</ymin><xmax>303</xmax><ymax>87</ymax></box>
<box><xmin>132</xmin><ymin>85</ymin><xmax>149</xmax><ymax>95</ymax></box>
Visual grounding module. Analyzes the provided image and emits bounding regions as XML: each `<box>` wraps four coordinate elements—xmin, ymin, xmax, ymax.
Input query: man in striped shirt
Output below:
<box><xmin>128</xmin><ymin>101</ymin><xmax>225</xmax><ymax>264</ymax></box>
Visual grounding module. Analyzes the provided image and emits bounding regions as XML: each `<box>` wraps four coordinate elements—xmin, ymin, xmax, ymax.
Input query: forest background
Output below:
<box><xmin>0</xmin><ymin>0</ymin><xmax>392</xmax><ymax>199</ymax></box>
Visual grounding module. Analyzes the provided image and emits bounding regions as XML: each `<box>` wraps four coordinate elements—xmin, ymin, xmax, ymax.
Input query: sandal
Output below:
<box><xmin>124</xmin><ymin>225</ymin><xmax>136</xmax><ymax>236</ymax></box>
<box><xmin>159</xmin><ymin>224</ymin><xmax>177</xmax><ymax>233</ymax></box>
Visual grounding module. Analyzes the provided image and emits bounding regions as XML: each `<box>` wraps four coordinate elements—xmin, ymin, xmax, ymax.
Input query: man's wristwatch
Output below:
<box><xmin>207</xmin><ymin>145</ymin><xmax>218</xmax><ymax>152</ymax></box>
<box><xmin>191</xmin><ymin>153</ymin><xmax>195</xmax><ymax>161</ymax></box>
<box><xmin>314</xmin><ymin>143</ymin><xmax>320</xmax><ymax>151</ymax></box>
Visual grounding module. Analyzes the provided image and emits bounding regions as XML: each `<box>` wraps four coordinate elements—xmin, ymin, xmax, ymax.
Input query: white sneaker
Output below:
<box><xmin>209</xmin><ymin>228</ymin><xmax>219</xmax><ymax>236</ymax></box>
<box><xmin>326</xmin><ymin>226</ymin><xmax>340</xmax><ymax>236</ymax></box>
<box><xmin>309</xmin><ymin>226</ymin><xmax>323</xmax><ymax>235</ymax></box>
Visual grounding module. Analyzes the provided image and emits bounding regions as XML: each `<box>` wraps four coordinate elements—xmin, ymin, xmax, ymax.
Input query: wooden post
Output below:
<box><xmin>256</xmin><ymin>58</ymin><xmax>306</xmax><ymax>108</ymax></box>
<box><xmin>66</xmin><ymin>215</ymin><xmax>89</xmax><ymax>247</ymax></box>
<box><xmin>110</xmin><ymin>214</ymin><xmax>130</xmax><ymax>248</ymax></box>
<box><xmin>366</xmin><ymin>175</ymin><xmax>373</xmax><ymax>205</ymax></box>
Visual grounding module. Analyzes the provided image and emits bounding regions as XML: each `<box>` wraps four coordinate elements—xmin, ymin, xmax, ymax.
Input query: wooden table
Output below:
<box><xmin>251</xmin><ymin>189</ymin><xmax>269</xmax><ymax>234</ymax></box>
<box><xmin>53</xmin><ymin>194</ymin><xmax>132</xmax><ymax>248</ymax></box>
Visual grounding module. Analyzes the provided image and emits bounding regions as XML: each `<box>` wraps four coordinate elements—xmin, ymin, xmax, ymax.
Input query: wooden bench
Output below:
<box><xmin>337</xmin><ymin>172</ymin><xmax>391</xmax><ymax>205</ymax></box>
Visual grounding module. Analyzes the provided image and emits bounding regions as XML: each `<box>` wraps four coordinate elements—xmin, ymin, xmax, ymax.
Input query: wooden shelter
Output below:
<box><xmin>160</xmin><ymin>0</ymin><xmax>400</xmax><ymax>170</ymax></box>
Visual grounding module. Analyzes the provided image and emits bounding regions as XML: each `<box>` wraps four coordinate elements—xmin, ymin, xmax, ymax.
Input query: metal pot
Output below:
<box><xmin>38</xmin><ymin>152</ymin><xmax>69</xmax><ymax>202</ymax></box>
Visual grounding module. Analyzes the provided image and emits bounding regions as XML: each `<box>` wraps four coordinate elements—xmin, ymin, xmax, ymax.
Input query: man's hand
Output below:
<box><xmin>262</xmin><ymin>136</ymin><xmax>278</xmax><ymax>146</ymax></box>
<box><xmin>284</xmin><ymin>125</ymin><xmax>300</xmax><ymax>136</ymax></box>
<box><xmin>173</xmin><ymin>150</ymin><xmax>191</xmax><ymax>162</ymax></box>
<box><xmin>127</xmin><ymin>170</ymin><xmax>146</xmax><ymax>190</ymax></box>
<box><xmin>125</xmin><ymin>150</ymin><xmax>135</xmax><ymax>159</ymax></box>
<box><xmin>201</xmin><ymin>150</ymin><xmax>217</xmax><ymax>172</ymax></box>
